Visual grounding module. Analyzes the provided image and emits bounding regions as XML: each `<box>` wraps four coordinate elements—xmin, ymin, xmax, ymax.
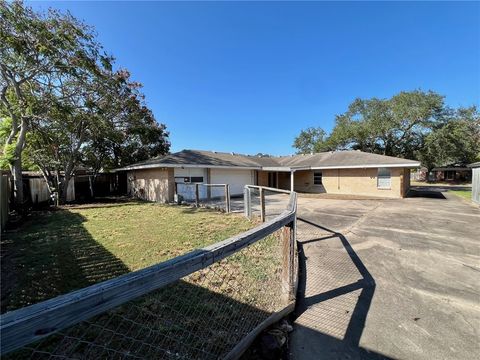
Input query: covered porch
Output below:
<box><xmin>256</xmin><ymin>169</ymin><xmax>325</xmax><ymax>193</ymax></box>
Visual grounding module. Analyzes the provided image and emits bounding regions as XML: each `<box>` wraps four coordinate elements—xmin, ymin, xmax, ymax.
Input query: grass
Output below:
<box><xmin>1</xmin><ymin>201</ymin><xmax>259</xmax><ymax>312</ymax></box>
<box><xmin>2</xmin><ymin>200</ymin><xmax>286</xmax><ymax>359</ymax></box>
<box><xmin>449</xmin><ymin>189</ymin><xmax>472</xmax><ymax>201</ymax></box>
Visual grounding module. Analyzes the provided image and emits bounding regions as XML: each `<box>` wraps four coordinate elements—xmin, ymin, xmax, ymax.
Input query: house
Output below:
<box><xmin>430</xmin><ymin>164</ymin><xmax>472</xmax><ymax>183</ymax></box>
<box><xmin>116</xmin><ymin>149</ymin><xmax>420</xmax><ymax>202</ymax></box>
<box><xmin>468</xmin><ymin>162</ymin><xmax>480</xmax><ymax>204</ymax></box>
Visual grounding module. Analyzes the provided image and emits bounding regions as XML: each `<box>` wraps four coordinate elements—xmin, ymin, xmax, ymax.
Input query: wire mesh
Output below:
<box><xmin>176</xmin><ymin>184</ymin><xmax>229</xmax><ymax>212</ymax></box>
<box><xmin>246</xmin><ymin>188</ymin><xmax>290</xmax><ymax>221</ymax></box>
<box><xmin>5</xmin><ymin>230</ymin><xmax>287</xmax><ymax>360</ymax></box>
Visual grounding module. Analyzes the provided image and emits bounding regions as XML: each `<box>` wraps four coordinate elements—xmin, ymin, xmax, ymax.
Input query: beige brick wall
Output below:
<box><xmin>127</xmin><ymin>168</ymin><xmax>174</xmax><ymax>203</ymax></box>
<box><xmin>293</xmin><ymin>170</ymin><xmax>325</xmax><ymax>193</ymax></box>
<box><xmin>322</xmin><ymin>168</ymin><xmax>404</xmax><ymax>198</ymax></box>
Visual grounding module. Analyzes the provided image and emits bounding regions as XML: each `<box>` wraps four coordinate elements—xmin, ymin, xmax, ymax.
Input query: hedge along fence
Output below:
<box><xmin>0</xmin><ymin>187</ymin><xmax>298</xmax><ymax>359</ymax></box>
<box><xmin>0</xmin><ymin>174</ymin><xmax>10</xmax><ymax>232</ymax></box>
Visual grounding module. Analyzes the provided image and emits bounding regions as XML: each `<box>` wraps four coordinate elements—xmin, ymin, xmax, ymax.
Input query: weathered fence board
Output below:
<box><xmin>0</xmin><ymin>174</ymin><xmax>10</xmax><ymax>232</ymax></box>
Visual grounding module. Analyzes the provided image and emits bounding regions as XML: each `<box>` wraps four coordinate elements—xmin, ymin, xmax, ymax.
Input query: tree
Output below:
<box><xmin>293</xmin><ymin>90</ymin><xmax>446</xmax><ymax>159</ymax></box>
<box><xmin>0</xmin><ymin>1</ymin><xmax>107</xmax><ymax>207</ymax></box>
<box><xmin>292</xmin><ymin>127</ymin><xmax>332</xmax><ymax>154</ymax></box>
<box><xmin>418</xmin><ymin>107</ymin><xmax>480</xmax><ymax>171</ymax></box>
<box><xmin>1</xmin><ymin>2</ymin><xmax>170</xmax><ymax>204</ymax></box>
<box><xmin>327</xmin><ymin>91</ymin><xmax>445</xmax><ymax>158</ymax></box>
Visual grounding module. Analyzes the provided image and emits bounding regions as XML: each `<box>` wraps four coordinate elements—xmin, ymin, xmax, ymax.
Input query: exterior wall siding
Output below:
<box><xmin>127</xmin><ymin>168</ymin><xmax>174</xmax><ymax>203</ymax></box>
<box><xmin>321</xmin><ymin>168</ymin><xmax>404</xmax><ymax>198</ymax></box>
<box><xmin>293</xmin><ymin>170</ymin><xmax>325</xmax><ymax>193</ymax></box>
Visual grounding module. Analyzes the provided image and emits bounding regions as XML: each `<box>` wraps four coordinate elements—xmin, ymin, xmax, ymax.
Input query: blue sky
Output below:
<box><xmin>30</xmin><ymin>1</ymin><xmax>480</xmax><ymax>155</ymax></box>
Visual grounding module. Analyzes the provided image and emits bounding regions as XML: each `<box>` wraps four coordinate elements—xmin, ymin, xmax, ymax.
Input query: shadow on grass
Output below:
<box><xmin>1</xmin><ymin>209</ymin><xmax>285</xmax><ymax>359</ymax></box>
<box><xmin>7</xmin><ymin>279</ymin><xmax>277</xmax><ymax>360</ymax></box>
<box><xmin>1</xmin><ymin>210</ymin><xmax>131</xmax><ymax>313</ymax></box>
<box><xmin>291</xmin><ymin>218</ymin><xmax>392</xmax><ymax>360</ymax></box>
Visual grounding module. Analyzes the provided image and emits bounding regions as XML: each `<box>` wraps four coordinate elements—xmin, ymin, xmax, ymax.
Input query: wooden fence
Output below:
<box><xmin>0</xmin><ymin>174</ymin><xmax>10</xmax><ymax>232</ymax></box>
<box><xmin>0</xmin><ymin>186</ymin><xmax>298</xmax><ymax>358</ymax></box>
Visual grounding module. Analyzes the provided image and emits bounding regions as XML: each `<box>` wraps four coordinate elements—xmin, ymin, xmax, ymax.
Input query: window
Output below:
<box><xmin>174</xmin><ymin>176</ymin><xmax>204</xmax><ymax>183</ymax></box>
<box><xmin>313</xmin><ymin>171</ymin><xmax>323</xmax><ymax>185</ymax></box>
<box><xmin>190</xmin><ymin>176</ymin><xmax>204</xmax><ymax>183</ymax></box>
<box><xmin>377</xmin><ymin>168</ymin><xmax>391</xmax><ymax>189</ymax></box>
<box><xmin>445</xmin><ymin>171</ymin><xmax>455</xmax><ymax>181</ymax></box>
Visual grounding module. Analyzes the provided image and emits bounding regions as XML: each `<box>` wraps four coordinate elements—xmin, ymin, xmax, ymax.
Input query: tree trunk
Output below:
<box><xmin>10</xmin><ymin>156</ymin><xmax>24</xmax><ymax>209</ymax></box>
<box><xmin>59</xmin><ymin>174</ymin><xmax>70</xmax><ymax>205</ymax></box>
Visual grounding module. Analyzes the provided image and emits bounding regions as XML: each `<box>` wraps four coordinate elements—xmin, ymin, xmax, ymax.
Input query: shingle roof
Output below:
<box><xmin>117</xmin><ymin>149</ymin><xmax>420</xmax><ymax>171</ymax></box>
<box><xmin>468</xmin><ymin>162</ymin><xmax>480</xmax><ymax>168</ymax></box>
<box><xmin>278</xmin><ymin>150</ymin><xmax>420</xmax><ymax>168</ymax></box>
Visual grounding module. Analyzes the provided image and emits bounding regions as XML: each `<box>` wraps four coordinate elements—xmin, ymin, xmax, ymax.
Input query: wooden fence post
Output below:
<box><xmin>281</xmin><ymin>221</ymin><xmax>296</xmax><ymax>302</ymax></box>
<box><xmin>259</xmin><ymin>187</ymin><xmax>265</xmax><ymax>222</ymax></box>
<box><xmin>224</xmin><ymin>184</ymin><xmax>231</xmax><ymax>213</ymax></box>
<box><xmin>244</xmin><ymin>187</ymin><xmax>251</xmax><ymax>218</ymax></box>
<box><xmin>195</xmin><ymin>184</ymin><xmax>199</xmax><ymax>207</ymax></box>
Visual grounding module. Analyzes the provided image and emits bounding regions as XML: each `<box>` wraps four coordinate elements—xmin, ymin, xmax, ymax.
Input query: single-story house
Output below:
<box><xmin>430</xmin><ymin>164</ymin><xmax>472</xmax><ymax>183</ymax></box>
<box><xmin>116</xmin><ymin>149</ymin><xmax>420</xmax><ymax>202</ymax></box>
<box><xmin>468</xmin><ymin>162</ymin><xmax>480</xmax><ymax>204</ymax></box>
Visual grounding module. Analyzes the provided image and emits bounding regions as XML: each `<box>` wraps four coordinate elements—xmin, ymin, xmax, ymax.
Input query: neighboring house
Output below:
<box><xmin>430</xmin><ymin>164</ymin><xmax>472</xmax><ymax>183</ymax></box>
<box><xmin>468</xmin><ymin>162</ymin><xmax>480</xmax><ymax>204</ymax></box>
<box><xmin>116</xmin><ymin>149</ymin><xmax>420</xmax><ymax>202</ymax></box>
<box><xmin>410</xmin><ymin>167</ymin><xmax>428</xmax><ymax>182</ymax></box>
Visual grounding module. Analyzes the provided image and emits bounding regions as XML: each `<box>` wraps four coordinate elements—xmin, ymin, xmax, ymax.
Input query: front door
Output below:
<box><xmin>268</xmin><ymin>172</ymin><xmax>277</xmax><ymax>188</ymax></box>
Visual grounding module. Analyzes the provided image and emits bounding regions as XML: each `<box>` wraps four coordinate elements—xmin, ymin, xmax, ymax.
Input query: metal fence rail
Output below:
<box><xmin>1</xmin><ymin>187</ymin><xmax>297</xmax><ymax>359</ymax></box>
<box><xmin>244</xmin><ymin>185</ymin><xmax>291</xmax><ymax>222</ymax></box>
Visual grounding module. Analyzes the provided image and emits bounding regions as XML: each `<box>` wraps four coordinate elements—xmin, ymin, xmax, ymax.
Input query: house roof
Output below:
<box><xmin>117</xmin><ymin>149</ymin><xmax>420</xmax><ymax>172</ymax></box>
<box><xmin>468</xmin><ymin>162</ymin><xmax>480</xmax><ymax>168</ymax></box>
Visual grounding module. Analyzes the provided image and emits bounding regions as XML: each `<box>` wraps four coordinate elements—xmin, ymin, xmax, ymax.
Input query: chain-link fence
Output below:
<box><xmin>176</xmin><ymin>183</ymin><xmax>232</xmax><ymax>212</ymax></box>
<box><xmin>1</xmin><ymin>189</ymin><xmax>297</xmax><ymax>360</ymax></box>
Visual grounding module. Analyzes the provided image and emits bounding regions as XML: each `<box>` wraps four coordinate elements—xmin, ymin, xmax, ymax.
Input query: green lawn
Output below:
<box><xmin>2</xmin><ymin>200</ymin><xmax>286</xmax><ymax>359</ymax></box>
<box><xmin>449</xmin><ymin>189</ymin><xmax>472</xmax><ymax>200</ymax></box>
<box><xmin>0</xmin><ymin>201</ymin><xmax>272</xmax><ymax>312</ymax></box>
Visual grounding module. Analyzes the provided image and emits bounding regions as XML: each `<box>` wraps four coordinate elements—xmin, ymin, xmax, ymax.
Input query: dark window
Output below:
<box><xmin>190</xmin><ymin>176</ymin><xmax>204</xmax><ymax>183</ymax></box>
<box><xmin>313</xmin><ymin>171</ymin><xmax>323</xmax><ymax>185</ymax></box>
<box><xmin>445</xmin><ymin>171</ymin><xmax>455</xmax><ymax>180</ymax></box>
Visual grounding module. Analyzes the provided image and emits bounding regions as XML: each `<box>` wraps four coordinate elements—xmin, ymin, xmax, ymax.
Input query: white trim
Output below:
<box><xmin>117</xmin><ymin>163</ymin><xmax>261</xmax><ymax>171</ymax></box>
<box><xmin>310</xmin><ymin>163</ymin><xmax>420</xmax><ymax>170</ymax></box>
<box><xmin>262</xmin><ymin>167</ymin><xmax>292</xmax><ymax>172</ymax></box>
<box><xmin>117</xmin><ymin>162</ymin><xmax>420</xmax><ymax>172</ymax></box>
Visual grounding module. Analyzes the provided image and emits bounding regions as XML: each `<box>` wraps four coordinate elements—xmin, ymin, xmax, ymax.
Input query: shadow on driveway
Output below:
<box><xmin>290</xmin><ymin>218</ymin><xmax>391</xmax><ymax>360</ymax></box>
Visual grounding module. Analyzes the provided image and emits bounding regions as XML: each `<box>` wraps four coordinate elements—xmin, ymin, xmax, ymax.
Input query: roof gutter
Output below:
<box><xmin>309</xmin><ymin>163</ymin><xmax>421</xmax><ymax>170</ymax></box>
<box><xmin>115</xmin><ymin>163</ymin><xmax>262</xmax><ymax>171</ymax></box>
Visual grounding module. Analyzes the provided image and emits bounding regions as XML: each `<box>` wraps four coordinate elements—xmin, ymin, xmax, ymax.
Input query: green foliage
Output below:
<box><xmin>417</xmin><ymin>107</ymin><xmax>480</xmax><ymax>170</ymax></box>
<box><xmin>293</xmin><ymin>90</ymin><xmax>479</xmax><ymax>168</ymax></box>
<box><xmin>293</xmin><ymin>127</ymin><xmax>332</xmax><ymax>154</ymax></box>
<box><xmin>1</xmin><ymin>1</ymin><xmax>170</xmax><ymax>203</ymax></box>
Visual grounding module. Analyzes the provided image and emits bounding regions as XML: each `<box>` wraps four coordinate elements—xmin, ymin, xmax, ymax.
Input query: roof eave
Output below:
<box><xmin>310</xmin><ymin>163</ymin><xmax>421</xmax><ymax>170</ymax></box>
<box><xmin>116</xmin><ymin>163</ymin><xmax>262</xmax><ymax>171</ymax></box>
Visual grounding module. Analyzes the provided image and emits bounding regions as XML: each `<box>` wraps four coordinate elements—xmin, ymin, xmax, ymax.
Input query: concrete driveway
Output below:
<box><xmin>290</xmin><ymin>189</ymin><xmax>480</xmax><ymax>360</ymax></box>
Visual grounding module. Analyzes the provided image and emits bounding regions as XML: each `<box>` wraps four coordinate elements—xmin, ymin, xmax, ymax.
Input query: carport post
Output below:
<box><xmin>259</xmin><ymin>187</ymin><xmax>265</xmax><ymax>222</ymax></box>
<box><xmin>290</xmin><ymin>170</ymin><xmax>295</xmax><ymax>192</ymax></box>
